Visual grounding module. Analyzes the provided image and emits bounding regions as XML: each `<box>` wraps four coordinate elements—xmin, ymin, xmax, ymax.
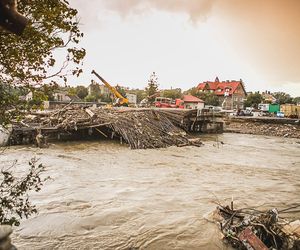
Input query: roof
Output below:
<box><xmin>183</xmin><ymin>95</ymin><xmax>204</xmax><ymax>103</ymax></box>
<box><xmin>197</xmin><ymin>78</ymin><xmax>246</xmax><ymax>96</ymax></box>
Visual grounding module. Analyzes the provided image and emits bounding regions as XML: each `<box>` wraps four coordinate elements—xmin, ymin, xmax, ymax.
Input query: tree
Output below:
<box><xmin>185</xmin><ymin>87</ymin><xmax>219</xmax><ymax>106</ymax></box>
<box><xmin>88</xmin><ymin>81</ymin><xmax>101</xmax><ymax>100</ymax></box>
<box><xmin>76</xmin><ymin>86</ymin><xmax>88</xmax><ymax>100</ymax></box>
<box><xmin>185</xmin><ymin>87</ymin><xmax>199</xmax><ymax>97</ymax></box>
<box><xmin>84</xmin><ymin>94</ymin><xmax>96</xmax><ymax>102</ymax></box>
<box><xmin>292</xmin><ymin>96</ymin><xmax>300</xmax><ymax>104</ymax></box>
<box><xmin>273</xmin><ymin>92</ymin><xmax>293</xmax><ymax>104</ymax></box>
<box><xmin>198</xmin><ymin>92</ymin><xmax>220</xmax><ymax>106</ymax></box>
<box><xmin>244</xmin><ymin>92</ymin><xmax>263</xmax><ymax>108</ymax></box>
<box><xmin>0</xmin><ymin>84</ymin><xmax>25</xmax><ymax>126</ymax></box>
<box><xmin>0</xmin><ymin>1</ymin><xmax>84</xmax><ymax>227</ymax></box>
<box><xmin>145</xmin><ymin>72</ymin><xmax>159</xmax><ymax>102</ymax></box>
<box><xmin>162</xmin><ymin>88</ymin><xmax>182</xmax><ymax>99</ymax></box>
<box><xmin>0</xmin><ymin>0</ymin><xmax>85</xmax><ymax>124</ymax></box>
<box><xmin>0</xmin><ymin>1</ymin><xmax>85</xmax><ymax>86</ymax></box>
<box><xmin>0</xmin><ymin>158</ymin><xmax>49</xmax><ymax>226</ymax></box>
<box><xmin>115</xmin><ymin>85</ymin><xmax>127</xmax><ymax>98</ymax></box>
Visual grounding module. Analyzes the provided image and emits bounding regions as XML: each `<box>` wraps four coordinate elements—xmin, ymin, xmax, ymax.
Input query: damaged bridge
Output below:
<box><xmin>8</xmin><ymin>107</ymin><xmax>224</xmax><ymax>149</ymax></box>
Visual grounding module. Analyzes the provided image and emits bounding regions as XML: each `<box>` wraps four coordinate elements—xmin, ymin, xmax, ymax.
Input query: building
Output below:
<box><xmin>182</xmin><ymin>95</ymin><xmax>204</xmax><ymax>109</ymax></box>
<box><xmin>261</xmin><ymin>91</ymin><xmax>276</xmax><ymax>103</ymax></box>
<box><xmin>99</xmin><ymin>84</ymin><xmax>110</xmax><ymax>98</ymax></box>
<box><xmin>126</xmin><ymin>93</ymin><xmax>137</xmax><ymax>104</ymax></box>
<box><xmin>197</xmin><ymin>77</ymin><xmax>247</xmax><ymax>110</ymax></box>
<box><xmin>53</xmin><ymin>91</ymin><xmax>81</xmax><ymax>102</ymax></box>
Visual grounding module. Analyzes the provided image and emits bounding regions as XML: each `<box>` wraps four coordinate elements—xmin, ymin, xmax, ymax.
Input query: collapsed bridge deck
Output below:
<box><xmin>9</xmin><ymin>107</ymin><xmax>224</xmax><ymax>149</ymax></box>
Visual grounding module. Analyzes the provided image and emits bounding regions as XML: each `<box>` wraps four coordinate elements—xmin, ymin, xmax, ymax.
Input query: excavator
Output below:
<box><xmin>91</xmin><ymin>70</ymin><xmax>129</xmax><ymax>106</ymax></box>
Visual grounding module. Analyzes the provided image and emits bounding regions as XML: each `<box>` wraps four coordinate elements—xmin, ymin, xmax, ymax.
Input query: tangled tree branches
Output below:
<box><xmin>216</xmin><ymin>202</ymin><xmax>300</xmax><ymax>249</ymax></box>
<box><xmin>0</xmin><ymin>158</ymin><xmax>49</xmax><ymax>226</ymax></box>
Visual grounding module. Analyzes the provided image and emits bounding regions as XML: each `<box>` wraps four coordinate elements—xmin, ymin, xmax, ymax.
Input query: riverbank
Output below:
<box><xmin>225</xmin><ymin>117</ymin><xmax>300</xmax><ymax>139</ymax></box>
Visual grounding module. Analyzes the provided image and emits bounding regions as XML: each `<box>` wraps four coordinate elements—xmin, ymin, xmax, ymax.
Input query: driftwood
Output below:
<box><xmin>215</xmin><ymin>202</ymin><xmax>300</xmax><ymax>249</ymax></box>
<box><xmin>11</xmin><ymin>107</ymin><xmax>203</xmax><ymax>149</ymax></box>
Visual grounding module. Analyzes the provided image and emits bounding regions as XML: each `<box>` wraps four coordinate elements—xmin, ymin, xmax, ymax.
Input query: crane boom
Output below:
<box><xmin>91</xmin><ymin>70</ymin><xmax>129</xmax><ymax>105</ymax></box>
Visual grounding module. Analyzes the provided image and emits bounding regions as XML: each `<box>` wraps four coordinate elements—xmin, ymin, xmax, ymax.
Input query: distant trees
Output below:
<box><xmin>185</xmin><ymin>87</ymin><xmax>219</xmax><ymax>106</ymax></box>
<box><xmin>146</xmin><ymin>72</ymin><xmax>159</xmax><ymax>102</ymax></box>
<box><xmin>293</xmin><ymin>96</ymin><xmax>300</xmax><ymax>104</ymax></box>
<box><xmin>273</xmin><ymin>92</ymin><xmax>293</xmax><ymax>105</ymax></box>
<box><xmin>197</xmin><ymin>92</ymin><xmax>220</xmax><ymax>106</ymax></box>
<box><xmin>244</xmin><ymin>92</ymin><xmax>263</xmax><ymax>108</ymax></box>
<box><xmin>75</xmin><ymin>86</ymin><xmax>88</xmax><ymax>100</ymax></box>
<box><xmin>0</xmin><ymin>0</ymin><xmax>85</xmax><ymax>125</ymax></box>
<box><xmin>162</xmin><ymin>88</ymin><xmax>182</xmax><ymax>99</ymax></box>
<box><xmin>115</xmin><ymin>85</ymin><xmax>127</xmax><ymax>98</ymax></box>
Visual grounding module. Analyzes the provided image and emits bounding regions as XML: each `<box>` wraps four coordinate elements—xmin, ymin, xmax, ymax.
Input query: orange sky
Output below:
<box><xmin>69</xmin><ymin>0</ymin><xmax>300</xmax><ymax>96</ymax></box>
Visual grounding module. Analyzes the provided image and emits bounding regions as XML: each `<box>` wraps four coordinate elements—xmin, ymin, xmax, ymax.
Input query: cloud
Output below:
<box><xmin>102</xmin><ymin>0</ymin><xmax>217</xmax><ymax>22</ymax></box>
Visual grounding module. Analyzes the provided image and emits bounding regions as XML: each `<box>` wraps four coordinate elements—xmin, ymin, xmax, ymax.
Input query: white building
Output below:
<box><xmin>127</xmin><ymin>93</ymin><xmax>137</xmax><ymax>104</ymax></box>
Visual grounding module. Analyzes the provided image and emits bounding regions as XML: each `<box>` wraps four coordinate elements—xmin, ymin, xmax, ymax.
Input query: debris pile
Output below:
<box><xmin>11</xmin><ymin>107</ymin><xmax>203</xmax><ymax>149</ymax></box>
<box><xmin>157</xmin><ymin>109</ymin><xmax>195</xmax><ymax>130</ymax></box>
<box><xmin>216</xmin><ymin>203</ymin><xmax>300</xmax><ymax>249</ymax></box>
<box><xmin>225</xmin><ymin>121</ymin><xmax>300</xmax><ymax>139</ymax></box>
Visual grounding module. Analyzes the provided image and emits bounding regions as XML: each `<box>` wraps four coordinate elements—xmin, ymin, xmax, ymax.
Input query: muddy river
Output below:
<box><xmin>1</xmin><ymin>133</ymin><xmax>300</xmax><ymax>249</ymax></box>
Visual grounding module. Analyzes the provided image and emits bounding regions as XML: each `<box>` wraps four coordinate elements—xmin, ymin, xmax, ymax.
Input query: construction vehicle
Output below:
<box><xmin>91</xmin><ymin>70</ymin><xmax>129</xmax><ymax>106</ymax></box>
<box><xmin>154</xmin><ymin>97</ymin><xmax>184</xmax><ymax>109</ymax></box>
<box><xmin>139</xmin><ymin>92</ymin><xmax>160</xmax><ymax>107</ymax></box>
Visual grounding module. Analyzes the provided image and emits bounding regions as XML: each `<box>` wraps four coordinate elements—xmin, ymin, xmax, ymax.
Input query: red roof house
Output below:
<box><xmin>182</xmin><ymin>95</ymin><xmax>204</xmax><ymax>109</ymax></box>
<box><xmin>197</xmin><ymin>77</ymin><xmax>247</xmax><ymax>110</ymax></box>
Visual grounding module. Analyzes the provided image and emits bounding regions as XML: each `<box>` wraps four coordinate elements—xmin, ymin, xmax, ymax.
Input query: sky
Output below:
<box><xmin>67</xmin><ymin>0</ymin><xmax>300</xmax><ymax>96</ymax></box>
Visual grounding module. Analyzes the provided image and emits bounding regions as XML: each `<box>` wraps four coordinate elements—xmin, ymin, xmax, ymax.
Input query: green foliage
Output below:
<box><xmin>0</xmin><ymin>83</ymin><xmax>26</xmax><ymax>126</ymax></box>
<box><xmin>84</xmin><ymin>94</ymin><xmax>97</xmax><ymax>102</ymax></box>
<box><xmin>292</xmin><ymin>96</ymin><xmax>300</xmax><ymax>104</ymax></box>
<box><xmin>128</xmin><ymin>89</ymin><xmax>147</xmax><ymax>103</ymax></box>
<box><xmin>99</xmin><ymin>95</ymin><xmax>112</xmax><ymax>103</ymax></box>
<box><xmin>88</xmin><ymin>82</ymin><xmax>101</xmax><ymax>99</ymax></box>
<box><xmin>0</xmin><ymin>1</ymin><xmax>85</xmax><ymax>126</ymax></box>
<box><xmin>198</xmin><ymin>92</ymin><xmax>220</xmax><ymax>106</ymax></box>
<box><xmin>75</xmin><ymin>86</ymin><xmax>88</xmax><ymax>100</ymax></box>
<box><xmin>145</xmin><ymin>72</ymin><xmax>159</xmax><ymax>102</ymax></box>
<box><xmin>185</xmin><ymin>87</ymin><xmax>198</xmax><ymax>97</ymax></box>
<box><xmin>67</xmin><ymin>87</ymin><xmax>77</xmax><ymax>97</ymax></box>
<box><xmin>185</xmin><ymin>87</ymin><xmax>219</xmax><ymax>106</ymax></box>
<box><xmin>0</xmin><ymin>0</ymin><xmax>85</xmax><ymax>85</ymax></box>
<box><xmin>273</xmin><ymin>92</ymin><xmax>293</xmax><ymax>104</ymax></box>
<box><xmin>115</xmin><ymin>85</ymin><xmax>127</xmax><ymax>98</ymax></box>
<box><xmin>162</xmin><ymin>88</ymin><xmax>182</xmax><ymax>100</ymax></box>
<box><xmin>244</xmin><ymin>92</ymin><xmax>263</xmax><ymax>108</ymax></box>
<box><xmin>0</xmin><ymin>158</ymin><xmax>49</xmax><ymax>226</ymax></box>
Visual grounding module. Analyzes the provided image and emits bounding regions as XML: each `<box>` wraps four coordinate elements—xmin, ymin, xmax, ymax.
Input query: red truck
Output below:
<box><xmin>154</xmin><ymin>97</ymin><xmax>184</xmax><ymax>109</ymax></box>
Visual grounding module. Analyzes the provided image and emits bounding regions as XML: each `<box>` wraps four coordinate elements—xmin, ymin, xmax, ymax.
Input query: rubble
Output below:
<box><xmin>215</xmin><ymin>202</ymin><xmax>300</xmax><ymax>250</ymax></box>
<box><xmin>225</xmin><ymin>120</ymin><xmax>300</xmax><ymax>139</ymax></box>
<box><xmin>9</xmin><ymin>107</ymin><xmax>203</xmax><ymax>149</ymax></box>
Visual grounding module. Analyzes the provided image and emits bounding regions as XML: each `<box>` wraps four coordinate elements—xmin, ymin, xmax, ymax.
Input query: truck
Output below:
<box><xmin>154</xmin><ymin>97</ymin><xmax>184</xmax><ymax>109</ymax></box>
<box><xmin>280</xmin><ymin>104</ymin><xmax>300</xmax><ymax>118</ymax></box>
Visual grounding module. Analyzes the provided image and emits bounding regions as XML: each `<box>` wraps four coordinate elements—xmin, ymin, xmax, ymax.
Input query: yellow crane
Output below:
<box><xmin>91</xmin><ymin>70</ymin><xmax>129</xmax><ymax>106</ymax></box>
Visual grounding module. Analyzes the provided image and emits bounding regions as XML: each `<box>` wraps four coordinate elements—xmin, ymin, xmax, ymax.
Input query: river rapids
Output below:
<box><xmin>1</xmin><ymin>133</ymin><xmax>299</xmax><ymax>249</ymax></box>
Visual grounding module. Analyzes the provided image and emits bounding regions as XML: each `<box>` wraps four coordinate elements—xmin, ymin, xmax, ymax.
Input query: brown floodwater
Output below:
<box><xmin>1</xmin><ymin>133</ymin><xmax>300</xmax><ymax>250</ymax></box>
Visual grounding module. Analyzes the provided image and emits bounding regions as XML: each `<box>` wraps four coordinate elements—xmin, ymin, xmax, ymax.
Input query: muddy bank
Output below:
<box><xmin>225</xmin><ymin>118</ymin><xmax>300</xmax><ymax>138</ymax></box>
<box><xmin>1</xmin><ymin>133</ymin><xmax>299</xmax><ymax>249</ymax></box>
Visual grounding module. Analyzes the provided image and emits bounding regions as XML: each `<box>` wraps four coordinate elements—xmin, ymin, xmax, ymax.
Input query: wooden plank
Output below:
<box><xmin>239</xmin><ymin>228</ymin><xmax>268</xmax><ymax>250</ymax></box>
